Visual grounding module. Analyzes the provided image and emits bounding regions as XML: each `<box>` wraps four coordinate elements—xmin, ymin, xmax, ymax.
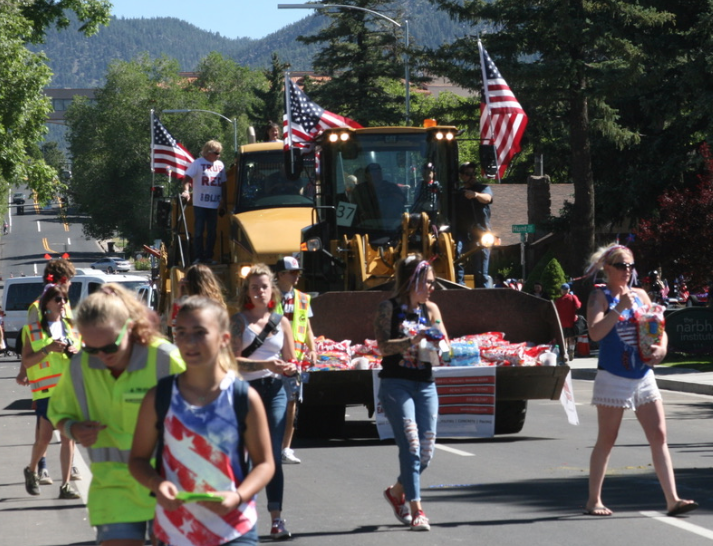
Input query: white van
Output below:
<box><xmin>2</xmin><ymin>271</ymin><xmax>154</xmax><ymax>351</ymax></box>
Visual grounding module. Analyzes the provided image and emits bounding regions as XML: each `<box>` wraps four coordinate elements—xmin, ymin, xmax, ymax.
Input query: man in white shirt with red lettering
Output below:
<box><xmin>181</xmin><ymin>140</ymin><xmax>227</xmax><ymax>265</ymax></box>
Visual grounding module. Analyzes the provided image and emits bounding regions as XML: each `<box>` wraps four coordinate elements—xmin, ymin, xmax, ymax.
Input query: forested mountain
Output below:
<box><xmin>32</xmin><ymin>0</ymin><xmax>472</xmax><ymax>88</ymax></box>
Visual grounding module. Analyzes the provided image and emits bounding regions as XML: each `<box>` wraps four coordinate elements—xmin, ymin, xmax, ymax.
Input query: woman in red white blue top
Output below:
<box><xmin>130</xmin><ymin>297</ymin><xmax>274</xmax><ymax>546</ymax></box>
<box><xmin>583</xmin><ymin>243</ymin><xmax>697</xmax><ymax>518</ymax></box>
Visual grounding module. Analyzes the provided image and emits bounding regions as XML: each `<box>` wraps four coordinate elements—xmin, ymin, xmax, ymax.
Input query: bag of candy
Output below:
<box><xmin>635</xmin><ymin>304</ymin><xmax>666</xmax><ymax>362</ymax></box>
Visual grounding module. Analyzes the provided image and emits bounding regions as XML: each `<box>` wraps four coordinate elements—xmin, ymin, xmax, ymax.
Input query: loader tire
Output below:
<box><xmin>494</xmin><ymin>400</ymin><xmax>527</xmax><ymax>435</ymax></box>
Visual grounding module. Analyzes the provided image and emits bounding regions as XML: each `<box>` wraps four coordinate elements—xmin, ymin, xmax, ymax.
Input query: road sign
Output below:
<box><xmin>512</xmin><ymin>224</ymin><xmax>535</xmax><ymax>234</ymax></box>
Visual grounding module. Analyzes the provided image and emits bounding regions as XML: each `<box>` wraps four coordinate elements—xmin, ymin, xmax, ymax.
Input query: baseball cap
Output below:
<box><xmin>275</xmin><ymin>256</ymin><xmax>302</xmax><ymax>272</ymax></box>
<box><xmin>561</xmin><ymin>283</ymin><xmax>570</xmax><ymax>290</ymax></box>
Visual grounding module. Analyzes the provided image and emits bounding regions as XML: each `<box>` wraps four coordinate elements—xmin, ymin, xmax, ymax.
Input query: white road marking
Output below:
<box><xmin>37</xmin><ymin>220</ymin><xmax>41</xmax><ymax>232</ymax></box>
<box><xmin>435</xmin><ymin>444</ymin><xmax>475</xmax><ymax>457</ymax></box>
<box><xmin>641</xmin><ymin>511</ymin><xmax>713</xmax><ymax>539</ymax></box>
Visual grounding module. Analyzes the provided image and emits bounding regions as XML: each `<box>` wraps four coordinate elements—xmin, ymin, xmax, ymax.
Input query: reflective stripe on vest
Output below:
<box><xmin>291</xmin><ymin>290</ymin><xmax>311</xmax><ymax>360</ymax></box>
<box><xmin>30</xmin><ymin>373</ymin><xmax>63</xmax><ymax>393</ymax></box>
<box><xmin>89</xmin><ymin>446</ymin><xmax>131</xmax><ymax>464</ymax></box>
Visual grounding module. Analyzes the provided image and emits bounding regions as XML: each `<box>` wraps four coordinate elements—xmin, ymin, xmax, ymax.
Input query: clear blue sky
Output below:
<box><xmin>110</xmin><ymin>1</ymin><xmax>311</xmax><ymax>40</ymax></box>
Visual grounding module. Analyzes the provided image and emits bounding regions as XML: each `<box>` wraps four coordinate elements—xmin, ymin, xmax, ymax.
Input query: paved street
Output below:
<box><xmin>1</xmin><ymin>195</ymin><xmax>711</xmax><ymax>545</ymax></box>
<box><xmin>2</xmin><ymin>351</ymin><xmax>712</xmax><ymax>545</ymax></box>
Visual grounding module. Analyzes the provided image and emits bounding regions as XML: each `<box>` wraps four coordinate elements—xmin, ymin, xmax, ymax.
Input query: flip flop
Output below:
<box><xmin>667</xmin><ymin>500</ymin><xmax>699</xmax><ymax>517</ymax></box>
<box><xmin>583</xmin><ymin>505</ymin><xmax>613</xmax><ymax>516</ymax></box>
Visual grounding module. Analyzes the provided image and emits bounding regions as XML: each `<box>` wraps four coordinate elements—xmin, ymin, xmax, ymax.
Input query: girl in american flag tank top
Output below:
<box><xmin>129</xmin><ymin>297</ymin><xmax>274</xmax><ymax>545</ymax></box>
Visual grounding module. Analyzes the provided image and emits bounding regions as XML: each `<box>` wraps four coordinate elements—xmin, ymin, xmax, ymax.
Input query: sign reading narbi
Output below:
<box><xmin>666</xmin><ymin>307</ymin><xmax>713</xmax><ymax>354</ymax></box>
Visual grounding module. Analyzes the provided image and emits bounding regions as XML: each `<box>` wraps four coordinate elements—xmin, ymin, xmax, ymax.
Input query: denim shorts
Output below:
<box><xmin>34</xmin><ymin>397</ymin><xmax>51</xmax><ymax>423</ymax></box>
<box><xmin>95</xmin><ymin>520</ymin><xmax>152</xmax><ymax>544</ymax></box>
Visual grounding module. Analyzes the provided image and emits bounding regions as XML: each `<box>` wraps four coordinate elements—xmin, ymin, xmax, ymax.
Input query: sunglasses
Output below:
<box><xmin>83</xmin><ymin>319</ymin><xmax>131</xmax><ymax>355</ymax></box>
<box><xmin>210</xmin><ymin>151</ymin><xmax>221</xmax><ymax>156</ymax></box>
<box><xmin>54</xmin><ymin>296</ymin><xmax>68</xmax><ymax>303</ymax></box>
<box><xmin>611</xmin><ymin>262</ymin><xmax>635</xmax><ymax>271</ymax></box>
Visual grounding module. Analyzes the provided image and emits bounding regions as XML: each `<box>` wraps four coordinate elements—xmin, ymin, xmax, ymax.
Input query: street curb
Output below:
<box><xmin>571</xmin><ymin>369</ymin><xmax>713</xmax><ymax>397</ymax></box>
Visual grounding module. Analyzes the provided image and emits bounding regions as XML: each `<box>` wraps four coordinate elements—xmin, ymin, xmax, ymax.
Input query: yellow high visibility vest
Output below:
<box><xmin>278</xmin><ymin>289</ymin><xmax>311</xmax><ymax>360</ymax></box>
<box><xmin>48</xmin><ymin>338</ymin><xmax>186</xmax><ymax>526</ymax></box>
<box><xmin>23</xmin><ymin>320</ymin><xmax>78</xmax><ymax>400</ymax></box>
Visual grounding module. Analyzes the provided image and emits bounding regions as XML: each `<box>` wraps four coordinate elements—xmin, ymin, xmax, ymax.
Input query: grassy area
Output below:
<box><xmin>662</xmin><ymin>353</ymin><xmax>713</xmax><ymax>372</ymax></box>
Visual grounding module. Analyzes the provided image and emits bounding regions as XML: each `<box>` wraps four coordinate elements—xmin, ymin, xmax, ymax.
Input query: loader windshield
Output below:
<box><xmin>321</xmin><ymin>130</ymin><xmax>456</xmax><ymax>237</ymax></box>
<box><xmin>234</xmin><ymin>150</ymin><xmax>315</xmax><ymax>213</ymax></box>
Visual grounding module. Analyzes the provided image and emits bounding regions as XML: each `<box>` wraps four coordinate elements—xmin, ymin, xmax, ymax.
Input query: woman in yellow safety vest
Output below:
<box><xmin>49</xmin><ymin>283</ymin><xmax>186</xmax><ymax>546</ymax></box>
<box><xmin>21</xmin><ymin>283</ymin><xmax>80</xmax><ymax>499</ymax></box>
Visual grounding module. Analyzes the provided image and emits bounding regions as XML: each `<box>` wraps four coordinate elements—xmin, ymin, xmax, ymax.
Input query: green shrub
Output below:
<box><xmin>541</xmin><ymin>258</ymin><xmax>568</xmax><ymax>299</ymax></box>
<box><xmin>134</xmin><ymin>257</ymin><xmax>151</xmax><ymax>271</ymax></box>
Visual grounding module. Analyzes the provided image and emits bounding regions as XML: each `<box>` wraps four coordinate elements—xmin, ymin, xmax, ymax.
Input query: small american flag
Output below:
<box><xmin>152</xmin><ymin>117</ymin><xmax>194</xmax><ymax>178</ymax></box>
<box><xmin>478</xmin><ymin>43</ymin><xmax>528</xmax><ymax>179</ymax></box>
<box><xmin>283</xmin><ymin>77</ymin><xmax>362</xmax><ymax>152</ymax></box>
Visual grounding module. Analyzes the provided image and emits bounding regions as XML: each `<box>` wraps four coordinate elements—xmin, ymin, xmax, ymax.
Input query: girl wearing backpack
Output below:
<box><xmin>129</xmin><ymin>296</ymin><xmax>274</xmax><ymax>546</ymax></box>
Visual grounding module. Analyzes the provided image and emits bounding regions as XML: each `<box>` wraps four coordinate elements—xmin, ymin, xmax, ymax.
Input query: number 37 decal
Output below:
<box><xmin>336</xmin><ymin>202</ymin><xmax>357</xmax><ymax>227</ymax></box>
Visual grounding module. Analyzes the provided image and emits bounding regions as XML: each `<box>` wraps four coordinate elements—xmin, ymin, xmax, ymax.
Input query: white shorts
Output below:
<box><xmin>591</xmin><ymin>369</ymin><xmax>661</xmax><ymax>410</ymax></box>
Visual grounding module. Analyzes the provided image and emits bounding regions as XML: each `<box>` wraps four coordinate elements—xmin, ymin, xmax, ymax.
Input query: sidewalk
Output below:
<box><xmin>568</xmin><ymin>353</ymin><xmax>713</xmax><ymax>397</ymax></box>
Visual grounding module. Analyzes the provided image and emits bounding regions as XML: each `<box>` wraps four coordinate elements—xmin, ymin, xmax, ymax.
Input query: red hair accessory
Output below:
<box><xmin>59</xmin><ymin>276</ymin><xmax>69</xmax><ymax>284</ymax></box>
<box><xmin>46</xmin><ymin>274</ymin><xmax>55</xmax><ymax>282</ymax></box>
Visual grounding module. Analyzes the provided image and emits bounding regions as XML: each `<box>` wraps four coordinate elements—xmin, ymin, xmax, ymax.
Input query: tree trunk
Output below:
<box><xmin>570</xmin><ymin>85</ymin><xmax>595</xmax><ymax>272</ymax></box>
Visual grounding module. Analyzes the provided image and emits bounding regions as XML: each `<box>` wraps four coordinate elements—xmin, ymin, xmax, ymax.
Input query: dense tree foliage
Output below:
<box><xmin>0</xmin><ymin>0</ymin><xmax>110</xmax><ymax>207</ymax></box>
<box><xmin>426</xmin><ymin>0</ymin><xmax>713</xmax><ymax>272</ymax></box>
<box><xmin>66</xmin><ymin>54</ymin><xmax>265</xmax><ymax>245</ymax></box>
<box><xmin>296</xmin><ymin>0</ymin><xmax>411</xmax><ymax>125</ymax></box>
<box><xmin>637</xmin><ymin>144</ymin><xmax>713</xmax><ymax>288</ymax></box>
<box><xmin>249</xmin><ymin>53</ymin><xmax>290</xmax><ymax>134</ymax></box>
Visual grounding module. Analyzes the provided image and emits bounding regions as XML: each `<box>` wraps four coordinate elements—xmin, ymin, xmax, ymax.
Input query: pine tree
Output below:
<box><xmin>541</xmin><ymin>258</ymin><xmax>568</xmax><ymax>301</ymax></box>
<box><xmin>250</xmin><ymin>53</ymin><xmax>289</xmax><ymax>131</ymax></box>
<box><xmin>296</xmin><ymin>0</ymin><xmax>409</xmax><ymax>125</ymax></box>
<box><xmin>427</xmin><ymin>0</ymin><xmax>676</xmax><ymax>271</ymax></box>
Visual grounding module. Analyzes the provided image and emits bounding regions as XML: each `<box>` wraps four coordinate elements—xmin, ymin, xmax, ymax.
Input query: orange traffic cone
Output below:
<box><xmin>576</xmin><ymin>334</ymin><xmax>590</xmax><ymax>357</ymax></box>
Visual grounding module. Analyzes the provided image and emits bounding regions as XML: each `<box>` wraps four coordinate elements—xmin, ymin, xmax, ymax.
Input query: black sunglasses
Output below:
<box><xmin>83</xmin><ymin>319</ymin><xmax>130</xmax><ymax>355</ymax></box>
<box><xmin>54</xmin><ymin>296</ymin><xmax>68</xmax><ymax>303</ymax></box>
<box><xmin>611</xmin><ymin>262</ymin><xmax>635</xmax><ymax>271</ymax></box>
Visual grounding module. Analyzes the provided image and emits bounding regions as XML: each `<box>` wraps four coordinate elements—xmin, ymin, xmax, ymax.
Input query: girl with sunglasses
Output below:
<box><xmin>375</xmin><ymin>254</ymin><xmax>450</xmax><ymax>532</ymax></box>
<box><xmin>21</xmin><ymin>284</ymin><xmax>80</xmax><ymax>499</ymax></box>
<box><xmin>130</xmin><ymin>296</ymin><xmax>274</xmax><ymax>546</ymax></box>
<box><xmin>583</xmin><ymin>243</ymin><xmax>697</xmax><ymax>517</ymax></box>
<box><xmin>49</xmin><ymin>283</ymin><xmax>186</xmax><ymax>546</ymax></box>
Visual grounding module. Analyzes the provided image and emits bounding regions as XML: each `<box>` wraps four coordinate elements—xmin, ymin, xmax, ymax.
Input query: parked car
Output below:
<box><xmin>90</xmin><ymin>256</ymin><xmax>131</xmax><ymax>273</ymax></box>
<box><xmin>12</xmin><ymin>192</ymin><xmax>25</xmax><ymax>204</ymax></box>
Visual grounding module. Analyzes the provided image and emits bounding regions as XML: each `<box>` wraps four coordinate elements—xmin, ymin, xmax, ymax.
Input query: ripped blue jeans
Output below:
<box><xmin>378</xmin><ymin>378</ymin><xmax>439</xmax><ymax>502</ymax></box>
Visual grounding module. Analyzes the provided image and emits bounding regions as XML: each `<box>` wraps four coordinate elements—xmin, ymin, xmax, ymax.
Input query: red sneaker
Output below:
<box><xmin>383</xmin><ymin>487</ymin><xmax>412</xmax><ymax>525</ymax></box>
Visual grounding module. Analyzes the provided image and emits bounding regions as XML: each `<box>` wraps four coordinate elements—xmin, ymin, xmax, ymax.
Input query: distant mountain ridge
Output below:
<box><xmin>32</xmin><ymin>0</ymin><xmax>470</xmax><ymax>88</ymax></box>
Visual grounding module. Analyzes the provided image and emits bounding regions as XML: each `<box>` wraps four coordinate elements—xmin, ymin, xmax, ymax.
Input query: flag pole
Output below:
<box><xmin>150</xmin><ymin>109</ymin><xmax>155</xmax><ymax>230</ymax></box>
<box><xmin>478</xmin><ymin>40</ymin><xmax>501</xmax><ymax>183</ymax></box>
<box><xmin>284</xmin><ymin>72</ymin><xmax>293</xmax><ymax>149</ymax></box>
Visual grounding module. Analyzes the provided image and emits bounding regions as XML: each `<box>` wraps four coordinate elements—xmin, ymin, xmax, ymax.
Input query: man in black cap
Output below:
<box><xmin>454</xmin><ymin>161</ymin><xmax>493</xmax><ymax>287</ymax></box>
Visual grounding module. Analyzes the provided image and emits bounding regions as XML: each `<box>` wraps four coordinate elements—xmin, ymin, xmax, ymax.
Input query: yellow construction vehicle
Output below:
<box><xmin>156</xmin><ymin>123</ymin><xmax>569</xmax><ymax>438</ymax></box>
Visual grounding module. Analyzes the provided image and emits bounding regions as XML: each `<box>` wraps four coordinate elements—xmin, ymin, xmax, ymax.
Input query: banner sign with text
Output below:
<box><xmin>373</xmin><ymin>367</ymin><xmax>497</xmax><ymax>439</ymax></box>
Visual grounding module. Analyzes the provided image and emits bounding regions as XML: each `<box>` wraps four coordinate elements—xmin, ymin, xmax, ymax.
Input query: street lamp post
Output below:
<box><xmin>278</xmin><ymin>3</ymin><xmax>410</xmax><ymax>124</ymax></box>
<box><xmin>162</xmin><ymin>109</ymin><xmax>238</xmax><ymax>157</ymax></box>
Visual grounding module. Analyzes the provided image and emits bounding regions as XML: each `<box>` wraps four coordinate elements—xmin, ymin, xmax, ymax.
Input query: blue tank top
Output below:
<box><xmin>598</xmin><ymin>288</ymin><xmax>651</xmax><ymax>379</ymax></box>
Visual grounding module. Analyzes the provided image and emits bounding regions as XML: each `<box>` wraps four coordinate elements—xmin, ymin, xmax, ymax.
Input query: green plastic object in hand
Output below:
<box><xmin>175</xmin><ymin>491</ymin><xmax>224</xmax><ymax>503</ymax></box>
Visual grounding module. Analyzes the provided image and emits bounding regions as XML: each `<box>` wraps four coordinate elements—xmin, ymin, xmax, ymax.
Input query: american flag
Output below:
<box><xmin>152</xmin><ymin>117</ymin><xmax>194</xmax><ymax>178</ymax></box>
<box><xmin>283</xmin><ymin>78</ymin><xmax>362</xmax><ymax>152</ymax></box>
<box><xmin>478</xmin><ymin>43</ymin><xmax>528</xmax><ymax>179</ymax></box>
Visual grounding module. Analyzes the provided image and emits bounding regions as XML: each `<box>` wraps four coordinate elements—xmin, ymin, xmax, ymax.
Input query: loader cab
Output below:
<box><xmin>234</xmin><ymin>143</ymin><xmax>315</xmax><ymax>212</ymax></box>
<box><xmin>300</xmin><ymin>126</ymin><xmax>460</xmax><ymax>292</ymax></box>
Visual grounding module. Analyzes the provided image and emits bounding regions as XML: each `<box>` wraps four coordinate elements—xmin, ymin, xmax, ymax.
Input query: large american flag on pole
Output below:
<box><xmin>478</xmin><ymin>42</ymin><xmax>528</xmax><ymax>179</ymax></box>
<box><xmin>152</xmin><ymin>116</ymin><xmax>194</xmax><ymax>178</ymax></box>
<box><xmin>283</xmin><ymin>76</ymin><xmax>362</xmax><ymax>152</ymax></box>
